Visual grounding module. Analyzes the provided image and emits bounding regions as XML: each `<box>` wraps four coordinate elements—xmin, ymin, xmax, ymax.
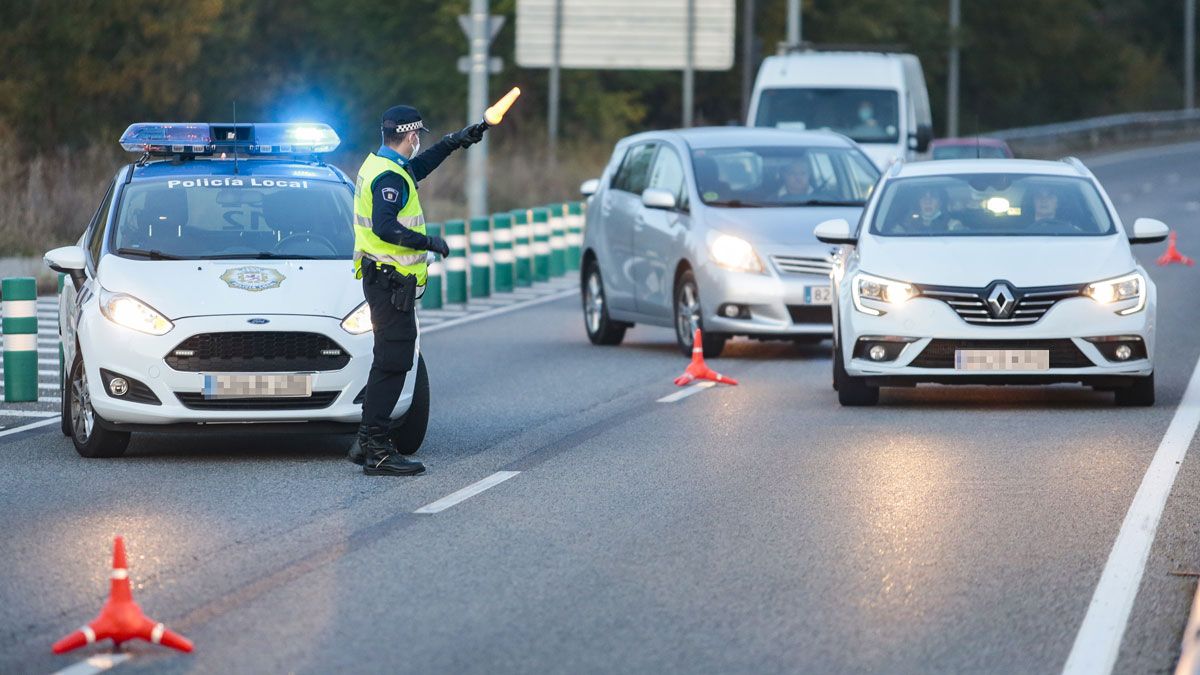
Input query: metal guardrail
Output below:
<box><xmin>989</xmin><ymin>109</ymin><xmax>1200</xmax><ymax>158</ymax></box>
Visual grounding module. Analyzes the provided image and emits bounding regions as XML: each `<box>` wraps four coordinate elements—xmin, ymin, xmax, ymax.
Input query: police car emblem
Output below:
<box><xmin>220</xmin><ymin>266</ymin><xmax>285</xmax><ymax>292</ymax></box>
<box><xmin>381</xmin><ymin>187</ymin><xmax>399</xmax><ymax>203</ymax></box>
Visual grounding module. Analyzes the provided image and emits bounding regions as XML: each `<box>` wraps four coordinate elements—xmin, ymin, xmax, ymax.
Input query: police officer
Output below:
<box><xmin>348</xmin><ymin>105</ymin><xmax>487</xmax><ymax>475</ymax></box>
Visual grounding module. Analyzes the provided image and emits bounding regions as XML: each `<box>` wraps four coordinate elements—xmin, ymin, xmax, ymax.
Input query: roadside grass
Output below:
<box><xmin>0</xmin><ymin>134</ymin><xmax>609</xmax><ymax>259</ymax></box>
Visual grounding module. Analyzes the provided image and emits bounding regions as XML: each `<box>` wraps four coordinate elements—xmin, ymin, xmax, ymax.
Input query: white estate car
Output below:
<box><xmin>817</xmin><ymin>158</ymin><xmax>1168</xmax><ymax>407</ymax></box>
<box><xmin>44</xmin><ymin>122</ymin><xmax>428</xmax><ymax>457</ymax></box>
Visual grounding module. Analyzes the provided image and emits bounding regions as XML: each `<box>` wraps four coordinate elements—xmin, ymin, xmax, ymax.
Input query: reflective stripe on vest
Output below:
<box><xmin>352</xmin><ymin>153</ymin><xmax>428</xmax><ymax>285</ymax></box>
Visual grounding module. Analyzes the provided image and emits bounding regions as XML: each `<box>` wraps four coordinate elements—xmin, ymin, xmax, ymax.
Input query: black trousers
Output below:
<box><xmin>360</xmin><ymin>275</ymin><xmax>417</xmax><ymax>430</ymax></box>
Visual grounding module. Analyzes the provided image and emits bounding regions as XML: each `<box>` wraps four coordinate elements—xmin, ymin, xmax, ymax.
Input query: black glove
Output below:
<box><xmin>445</xmin><ymin>123</ymin><xmax>488</xmax><ymax>149</ymax></box>
<box><xmin>427</xmin><ymin>235</ymin><xmax>450</xmax><ymax>257</ymax></box>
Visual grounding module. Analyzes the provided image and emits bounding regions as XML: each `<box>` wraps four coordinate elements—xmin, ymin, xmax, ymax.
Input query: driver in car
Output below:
<box><xmin>893</xmin><ymin>187</ymin><xmax>962</xmax><ymax>234</ymax></box>
<box><xmin>777</xmin><ymin>159</ymin><xmax>817</xmax><ymax>199</ymax></box>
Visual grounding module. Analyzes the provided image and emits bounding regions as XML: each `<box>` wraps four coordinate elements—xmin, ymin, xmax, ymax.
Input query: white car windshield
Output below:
<box><xmin>870</xmin><ymin>174</ymin><xmax>1116</xmax><ymax>237</ymax></box>
<box><xmin>755</xmin><ymin>88</ymin><xmax>900</xmax><ymax>144</ymax></box>
<box><xmin>692</xmin><ymin>146</ymin><xmax>880</xmax><ymax>207</ymax></box>
<box><xmin>111</xmin><ymin>178</ymin><xmax>355</xmax><ymax>260</ymax></box>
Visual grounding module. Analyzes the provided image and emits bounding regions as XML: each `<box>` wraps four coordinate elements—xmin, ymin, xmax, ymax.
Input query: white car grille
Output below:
<box><xmin>917</xmin><ymin>284</ymin><xmax>1086</xmax><ymax>326</ymax></box>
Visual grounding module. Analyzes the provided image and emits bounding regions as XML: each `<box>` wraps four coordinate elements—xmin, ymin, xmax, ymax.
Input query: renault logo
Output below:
<box><xmin>986</xmin><ymin>283</ymin><xmax>1017</xmax><ymax>319</ymax></box>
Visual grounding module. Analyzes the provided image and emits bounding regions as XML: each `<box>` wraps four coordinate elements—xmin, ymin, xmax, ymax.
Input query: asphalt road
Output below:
<box><xmin>2</xmin><ymin>143</ymin><xmax>1200</xmax><ymax>674</ymax></box>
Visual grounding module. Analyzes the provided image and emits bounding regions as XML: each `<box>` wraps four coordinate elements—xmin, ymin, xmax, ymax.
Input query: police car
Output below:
<box><xmin>44</xmin><ymin>122</ymin><xmax>428</xmax><ymax>457</ymax></box>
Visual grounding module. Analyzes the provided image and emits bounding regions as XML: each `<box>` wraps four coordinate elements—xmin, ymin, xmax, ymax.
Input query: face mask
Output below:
<box><xmin>409</xmin><ymin>134</ymin><xmax>421</xmax><ymax>158</ymax></box>
<box><xmin>859</xmin><ymin>107</ymin><xmax>872</xmax><ymax>122</ymax></box>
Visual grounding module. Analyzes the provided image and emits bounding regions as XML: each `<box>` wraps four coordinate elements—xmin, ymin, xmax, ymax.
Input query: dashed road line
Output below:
<box><xmin>1062</xmin><ymin>355</ymin><xmax>1200</xmax><ymax>675</ymax></box>
<box><xmin>657</xmin><ymin>381</ymin><xmax>716</xmax><ymax>403</ymax></box>
<box><xmin>51</xmin><ymin>653</ymin><xmax>130</xmax><ymax>675</ymax></box>
<box><xmin>414</xmin><ymin>471</ymin><xmax>521</xmax><ymax>514</ymax></box>
<box><xmin>0</xmin><ymin>410</ymin><xmax>57</xmax><ymax>417</ymax></box>
<box><xmin>0</xmin><ymin>417</ymin><xmax>58</xmax><ymax>438</ymax></box>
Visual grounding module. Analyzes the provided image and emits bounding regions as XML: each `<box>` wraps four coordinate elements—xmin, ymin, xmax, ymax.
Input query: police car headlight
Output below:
<box><xmin>341</xmin><ymin>302</ymin><xmax>373</xmax><ymax>334</ymax></box>
<box><xmin>99</xmin><ymin>289</ymin><xmax>173</xmax><ymax>336</ymax></box>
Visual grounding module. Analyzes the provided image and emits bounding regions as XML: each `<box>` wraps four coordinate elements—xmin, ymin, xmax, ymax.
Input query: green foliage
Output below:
<box><xmin>0</xmin><ymin>0</ymin><xmax>1190</xmax><ymax>151</ymax></box>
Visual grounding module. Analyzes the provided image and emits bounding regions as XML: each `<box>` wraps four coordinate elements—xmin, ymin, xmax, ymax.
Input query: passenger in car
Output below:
<box><xmin>1025</xmin><ymin>186</ymin><xmax>1077</xmax><ymax>232</ymax></box>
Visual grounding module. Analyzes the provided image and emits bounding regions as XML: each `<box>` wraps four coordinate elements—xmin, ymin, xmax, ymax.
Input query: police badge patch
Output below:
<box><xmin>220</xmin><ymin>266</ymin><xmax>285</xmax><ymax>292</ymax></box>
<box><xmin>381</xmin><ymin>187</ymin><xmax>399</xmax><ymax>203</ymax></box>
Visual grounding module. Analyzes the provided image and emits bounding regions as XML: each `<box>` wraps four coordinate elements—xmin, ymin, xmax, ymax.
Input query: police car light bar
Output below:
<box><xmin>119</xmin><ymin>122</ymin><xmax>340</xmax><ymax>156</ymax></box>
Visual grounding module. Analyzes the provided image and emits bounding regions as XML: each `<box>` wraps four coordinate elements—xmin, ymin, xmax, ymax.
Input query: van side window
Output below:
<box><xmin>647</xmin><ymin>146</ymin><xmax>687</xmax><ymax>208</ymax></box>
<box><xmin>611</xmin><ymin>143</ymin><xmax>657</xmax><ymax>194</ymax></box>
<box><xmin>86</xmin><ymin>180</ymin><xmax>116</xmax><ymax>265</ymax></box>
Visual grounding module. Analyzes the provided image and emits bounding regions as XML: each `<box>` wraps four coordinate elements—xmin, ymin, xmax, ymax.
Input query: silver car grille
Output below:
<box><xmin>916</xmin><ymin>283</ymin><xmax>1085</xmax><ymax>326</ymax></box>
<box><xmin>772</xmin><ymin>254</ymin><xmax>834</xmax><ymax>277</ymax></box>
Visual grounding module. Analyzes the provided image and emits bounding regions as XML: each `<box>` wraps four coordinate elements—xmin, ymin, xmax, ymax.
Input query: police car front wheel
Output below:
<box><xmin>67</xmin><ymin>355</ymin><xmax>130</xmax><ymax>458</ymax></box>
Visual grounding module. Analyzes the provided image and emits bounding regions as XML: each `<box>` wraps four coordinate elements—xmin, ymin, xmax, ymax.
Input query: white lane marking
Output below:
<box><xmin>657</xmin><ymin>381</ymin><xmax>716</xmax><ymax>403</ymax></box>
<box><xmin>1063</xmin><ymin>356</ymin><xmax>1200</xmax><ymax>675</ymax></box>
<box><xmin>0</xmin><ymin>410</ymin><xmax>57</xmax><ymax>417</ymax></box>
<box><xmin>51</xmin><ymin>653</ymin><xmax>131</xmax><ymax>675</ymax></box>
<box><xmin>0</xmin><ymin>417</ymin><xmax>58</xmax><ymax>437</ymax></box>
<box><xmin>414</xmin><ymin>471</ymin><xmax>521</xmax><ymax>514</ymax></box>
<box><xmin>423</xmin><ymin>289</ymin><xmax>575</xmax><ymax>335</ymax></box>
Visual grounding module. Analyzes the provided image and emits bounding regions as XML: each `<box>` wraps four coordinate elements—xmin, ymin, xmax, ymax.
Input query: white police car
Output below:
<box><xmin>44</xmin><ymin>122</ymin><xmax>428</xmax><ymax>457</ymax></box>
<box><xmin>818</xmin><ymin>158</ymin><xmax>1166</xmax><ymax>407</ymax></box>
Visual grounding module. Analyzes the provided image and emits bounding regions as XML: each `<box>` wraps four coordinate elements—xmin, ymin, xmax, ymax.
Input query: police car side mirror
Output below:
<box><xmin>1129</xmin><ymin>217</ymin><xmax>1169</xmax><ymax>244</ymax></box>
<box><xmin>44</xmin><ymin>245</ymin><xmax>88</xmax><ymax>288</ymax></box>
<box><xmin>580</xmin><ymin>178</ymin><xmax>600</xmax><ymax>197</ymax></box>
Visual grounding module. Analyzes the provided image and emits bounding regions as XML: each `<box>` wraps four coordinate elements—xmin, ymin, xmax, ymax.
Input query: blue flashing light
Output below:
<box><xmin>119</xmin><ymin>122</ymin><xmax>340</xmax><ymax>156</ymax></box>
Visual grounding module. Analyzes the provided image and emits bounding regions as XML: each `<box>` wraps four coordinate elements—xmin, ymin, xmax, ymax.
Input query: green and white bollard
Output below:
<box><xmin>469</xmin><ymin>216</ymin><xmax>491</xmax><ymax>299</ymax></box>
<box><xmin>444</xmin><ymin>219</ymin><xmax>468</xmax><ymax>304</ymax></box>
<box><xmin>2</xmin><ymin>277</ymin><xmax>39</xmax><ymax>402</ymax></box>
<box><xmin>532</xmin><ymin>207</ymin><xmax>551</xmax><ymax>282</ymax></box>
<box><xmin>492</xmin><ymin>213</ymin><xmax>515</xmax><ymax>293</ymax></box>
<box><xmin>549</xmin><ymin>203</ymin><xmax>567</xmax><ymax>278</ymax></box>
<box><xmin>566</xmin><ymin>202</ymin><xmax>583</xmax><ymax>271</ymax></box>
<box><xmin>421</xmin><ymin>222</ymin><xmax>444</xmax><ymax>310</ymax></box>
<box><xmin>511</xmin><ymin>208</ymin><xmax>533</xmax><ymax>287</ymax></box>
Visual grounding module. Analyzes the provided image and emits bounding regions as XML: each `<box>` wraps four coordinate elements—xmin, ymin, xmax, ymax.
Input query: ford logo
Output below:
<box><xmin>247</xmin><ymin>318</ymin><xmax>270</xmax><ymax>325</ymax></box>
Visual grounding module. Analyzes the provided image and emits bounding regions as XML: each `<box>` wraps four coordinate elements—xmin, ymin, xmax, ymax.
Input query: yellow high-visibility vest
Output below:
<box><xmin>353</xmin><ymin>153</ymin><xmax>427</xmax><ymax>285</ymax></box>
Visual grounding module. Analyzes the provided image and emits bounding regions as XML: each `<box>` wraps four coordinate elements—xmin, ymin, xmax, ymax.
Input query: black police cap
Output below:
<box><xmin>381</xmin><ymin>105</ymin><xmax>429</xmax><ymax>134</ymax></box>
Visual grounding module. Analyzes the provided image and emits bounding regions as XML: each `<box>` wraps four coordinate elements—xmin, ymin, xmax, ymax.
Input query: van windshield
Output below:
<box><xmin>755</xmin><ymin>88</ymin><xmax>900</xmax><ymax>144</ymax></box>
<box><xmin>111</xmin><ymin>178</ymin><xmax>355</xmax><ymax>260</ymax></box>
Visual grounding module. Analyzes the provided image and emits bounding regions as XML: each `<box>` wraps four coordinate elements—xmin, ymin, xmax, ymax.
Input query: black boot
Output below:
<box><xmin>361</xmin><ymin>426</ymin><xmax>425</xmax><ymax>476</ymax></box>
<box><xmin>347</xmin><ymin>425</ymin><xmax>369</xmax><ymax>466</ymax></box>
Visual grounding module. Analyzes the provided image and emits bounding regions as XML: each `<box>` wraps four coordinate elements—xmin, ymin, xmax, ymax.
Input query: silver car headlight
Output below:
<box><xmin>341</xmin><ymin>301</ymin><xmax>373</xmax><ymax>334</ymax></box>
<box><xmin>1084</xmin><ymin>271</ymin><xmax>1145</xmax><ymax>315</ymax></box>
<box><xmin>707</xmin><ymin>232</ymin><xmax>764</xmax><ymax>273</ymax></box>
<box><xmin>852</xmin><ymin>272</ymin><xmax>917</xmax><ymax>316</ymax></box>
<box><xmin>98</xmin><ymin>288</ymin><xmax>173</xmax><ymax>336</ymax></box>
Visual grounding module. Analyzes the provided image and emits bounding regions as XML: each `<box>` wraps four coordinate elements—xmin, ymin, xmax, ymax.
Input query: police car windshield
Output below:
<box><xmin>869</xmin><ymin>174</ymin><xmax>1117</xmax><ymax>237</ymax></box>
<box><xmin>111</xmin><ymin>177</ymin><xmax>354</xmax><ymax>260</ymax></box>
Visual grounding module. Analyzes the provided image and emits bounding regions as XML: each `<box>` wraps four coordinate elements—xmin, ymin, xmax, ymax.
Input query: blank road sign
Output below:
<box><xmin>516</xmin><ymin>0</ymin><xmax>735</xmax><ymax>71</ymax></box>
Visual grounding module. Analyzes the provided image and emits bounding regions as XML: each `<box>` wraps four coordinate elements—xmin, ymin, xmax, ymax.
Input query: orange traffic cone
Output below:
<box><xmin>1157</xmin><ymin>231</ymin><xmax>1195</xmax><ymax>266</ymax></box>
<box><xmin>52</xmin><ymin>536</ymin><xmax>193</xmax><ymax>655</ymax></box>
<box><xmin>674</xmin><ymin>328</ymin><xmax>738</xmax><ymax>386</ymax></box>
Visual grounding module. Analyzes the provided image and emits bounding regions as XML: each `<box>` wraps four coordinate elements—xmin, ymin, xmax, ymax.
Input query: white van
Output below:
<box><xmin>747</xmin><ymin>50</ymin><xmax>933</xmax><ymax>169</ymax></box>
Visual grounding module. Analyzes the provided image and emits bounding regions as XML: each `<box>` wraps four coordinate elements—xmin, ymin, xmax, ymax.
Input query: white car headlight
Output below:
<box><xmin>341</xmin><ymin>301</ymin><xmax>373</xmax><ymax>334</ymax></box>
<box><xmin>1084</xmin><ymin>272</ymin><xmax>1145</xmax><ymax>315</ymax></box>
<box><xmin>852</xmin><ymin>272</ymin><xmax>916</xmax><ymax>316</ymax></box>
<box><xmin>98</xmin><ymin>289</ymin><xmax>173</xmax><ymax>336</ymax></box>
<box><xmin>708</xmin><ymin>233</ymin><xmax>763</xmax><ymax>273</ymax></box>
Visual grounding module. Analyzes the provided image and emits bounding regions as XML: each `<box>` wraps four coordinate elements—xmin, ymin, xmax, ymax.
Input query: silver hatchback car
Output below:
<box><xmin>580</xmin><ymin>128</ymin><xmax>880</xmax><ymax>356</ymax></box>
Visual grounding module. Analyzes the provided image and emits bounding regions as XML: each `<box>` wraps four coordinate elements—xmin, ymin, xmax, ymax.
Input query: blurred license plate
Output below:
<box><xmin>954</xmin><ymin>349</ymin><xmax>1050</xmax><ymax>371</ymax></box>
<box><xmin>203</xmin><ymin>374</ymin><xmax>312</xmax><ymax>399</ymax></box>
<box><xmin>804</xmin><ymin>286</ymin><xmax>832</xmax><ymax>305</ymax></box>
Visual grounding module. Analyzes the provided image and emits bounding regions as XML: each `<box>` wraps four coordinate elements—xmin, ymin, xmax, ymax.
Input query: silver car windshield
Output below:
<box><xmin>755</xmin><ymin>88</ymin><xmax>900</xmax><ymax>144</ymax></box>
<box><xmin>111</xmin><ymin>178</ymin><xmax>355</xmax><ymax>259</ymax></box>
<box><xmin>870</xmin><ymin>174</ymin><xmax>1116</xmax><ymax>237</ymax></box>
<box><xmin>691</xmin><ymin>146</ymin><xmax>879</xmax><ymax>208</ymax></box>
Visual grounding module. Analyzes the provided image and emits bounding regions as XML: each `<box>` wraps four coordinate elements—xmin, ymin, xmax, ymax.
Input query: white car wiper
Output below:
<box><xmin>115</xmin><ymin>247</ymin><xmax>184</xmax><ymax>260</ymax></box>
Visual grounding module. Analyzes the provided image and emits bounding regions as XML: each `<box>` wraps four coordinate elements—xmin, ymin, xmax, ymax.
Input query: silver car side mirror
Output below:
<box><xmin>580</xmin><ymin>178</ymin><xmax>600</xmax><ymax>197</ymax></box>
<box><xmin>641</xmin><ymin>188</ymin><xmax>677</xmax><ymax>210</ymax></box>
<box><xmin>1129</xmin><ymin>217</ymin><xmax>1169</xmax><ymax>244</ymax></box>
<box><xmin>814</xmin><ymin>218</ymin><xmax>856</xmax><ymax>245</ymax></box>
